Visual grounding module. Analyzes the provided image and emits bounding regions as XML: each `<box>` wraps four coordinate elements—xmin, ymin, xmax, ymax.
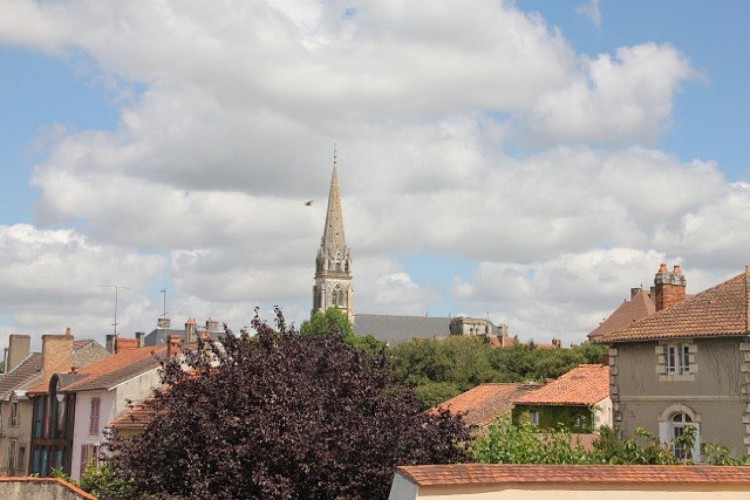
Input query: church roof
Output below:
<box><xmin>354</xmin><ymin>314</ymin><xmax>451</xmax><ymax>345</ymax></box>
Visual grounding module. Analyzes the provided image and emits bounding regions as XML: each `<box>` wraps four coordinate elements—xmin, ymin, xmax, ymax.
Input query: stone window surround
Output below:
<box><xmin>656</xmin><ymin>340</ymin><xmax>697</xmax><ymax>382</ymax></box>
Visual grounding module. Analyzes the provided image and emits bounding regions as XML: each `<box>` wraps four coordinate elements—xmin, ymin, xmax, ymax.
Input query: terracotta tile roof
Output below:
<box><xmin>431</xmin><ymin>383</ymin><xmax>541</xmax><ymax>427</ymax></box>
<box><xmin>513</xmin><ymin>364</ymin><xmax>609</xmax><ymax>406</ymax></box>
<box><xmin>396</xmin><ymin>464</ymin><xmax>750</xmax><ymax>487</ymax></box>
<box><xmin>0</xmin><ymin>339</ymin><xmax>110</xmax><ymax>399</ymax></box>
<box><xmin>588</xmin><ymin>290</ymin><xmax>655</xmax><ymax>340</ymax></box>
<box><xmin>27</xmin><ymin>346</ymin><xmax>166</xmax><ymax>394</ymax></box>
<box><xmin>599</xmin><ymin>270</ymin><xmax>750</xmax><ymax>343</ymax></box>
<box><xmin>0</xmin><ymin>353</ymin><xmax>43</xmax><ymax>400</ymax></box>
<box><xmin>110</xmin><ymin>398</ymin><xmax>157</xmax><ymax>430</ymax></box>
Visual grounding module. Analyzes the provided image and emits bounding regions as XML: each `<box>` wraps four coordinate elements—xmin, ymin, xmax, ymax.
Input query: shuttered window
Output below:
<box><xmin>89</xmin><ymin>398</ymin><xmax>101</xmax><ymax>435</ymax></box>
<box><xmin>79</xmin><ymin>444</ymin><xmax>89</xmax><ymax>477</ymax></box>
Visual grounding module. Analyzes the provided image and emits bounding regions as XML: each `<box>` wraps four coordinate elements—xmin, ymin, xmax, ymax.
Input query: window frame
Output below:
<box><xmin>89</xmin><ymin>398</ymin><xmax>101</xmax><ymax>436</ymax></box>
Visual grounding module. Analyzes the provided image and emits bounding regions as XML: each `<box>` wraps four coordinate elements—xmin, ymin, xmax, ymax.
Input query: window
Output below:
<box><xmin>658</xmin><ymin>405</ymin><xmax>701</xmax><ymax>463</ymax></box>
<box><xmin>79</xmin><ymin>444</ymin><xmax>99</xmax><ymax>477</ymax></box>
<box><xmin>10</xmin><ymin>401</ymin><xmax>18</xmax><ymax>426</ymax></box>
<box><xmin>530</xmin><ymin>411</ymin><xmax>539</xmax><ymax>427</ymax></box>
<box><xmin>681</xmin><ymin>345</ymin><xmax>690</xmax><ymax>374</ymax></box>
<box><xmin>17</xmin><ymin>447</ymin><xmax>26</xmax><ymax>474</ymax></box>
<box><xmin>670</xmin><ymin>413</ymin><xmax>695</xmax><ymax>460</ymax></box>
<box><xmin>574</xmin><ymin>414</ymin><xmax>585</xmax><ymax>430</ymax></box>
<box><xmin>667</xmin><ymin>346</ymin><xmax>677</xmax><ymax>374</ymax></box>
<box><xmin>8</xmin><ymin>440</ymin><xmax>16</xmax><ymax>472</ymax></box>
<box><xmin>659</xmin><ymin>342</ymin><xmax>695</xmax><ymax>380</ymax></box>
<box><xmin>89</xmin><ymin>398</ymin><xmax>101</xmax><ymax>435</ymax></box>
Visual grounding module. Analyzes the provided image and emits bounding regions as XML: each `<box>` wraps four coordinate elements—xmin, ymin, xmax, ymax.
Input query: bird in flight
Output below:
<box><xmin>305</xmin><ymin>200</ymin><xmax>314</xmax><ymax>206</ymax></box>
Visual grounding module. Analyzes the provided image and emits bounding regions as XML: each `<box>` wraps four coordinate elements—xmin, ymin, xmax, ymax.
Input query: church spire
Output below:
<box><xmin>322</xmin><ymin>160</ymin><xmax>346</xmax><ymax>251</ymax></box>
<box><xmin>312</xmin><ymin>147</ymin><xmax>354</xmax><ymax>322</ymax></box>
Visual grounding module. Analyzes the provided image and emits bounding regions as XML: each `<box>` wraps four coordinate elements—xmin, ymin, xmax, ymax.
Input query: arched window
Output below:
<box><xmin>658</xmin><ymin>406</ymin><xmax>701</xmax><ymax>462</ymax></box>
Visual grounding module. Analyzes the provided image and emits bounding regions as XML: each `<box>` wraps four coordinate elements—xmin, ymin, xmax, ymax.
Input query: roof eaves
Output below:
<box><xmin>104</xmin><ymin>365</ymin><xmax>161</xmax><ymax>392</ymax></box>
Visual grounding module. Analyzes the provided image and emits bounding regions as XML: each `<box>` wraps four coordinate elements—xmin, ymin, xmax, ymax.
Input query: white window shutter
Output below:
<box><xmin>691</xmin><ymin>423</ymin><xmax>701</xmax><ymax>463</ymax></box>
<box><xmin>658</xmin><ymin>421</ymin><xmax>668</xmax><ymax>444</ymax></box>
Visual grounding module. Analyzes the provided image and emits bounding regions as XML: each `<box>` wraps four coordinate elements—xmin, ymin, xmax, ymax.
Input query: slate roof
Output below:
<box><xmin>0</xmin><ymin>353</ymin><xmax>43</xmax><ymax>400</ymax></box>
<box><xmin>395</xmin><ymin>464</ymin><xmax>750</xmax><ymax>487</ymax></box>
<box><xmin>144</xmin><ymin>328</ymin><xmax>223</xmax><ymax>346</ymax></box>
<box><xmin>599</xmin><ymin>270</ymin><xmax>750</xmax><ymax>343</ymax></box>
<box><xmin>513</xmin><ymin>364</ymin><xmax>609</xmax><ymax>406</ymax></box>
<box><xmin>354</xmin><ymin>314</ymin><xmax>451</xmax><ymax>345</ymax></box>
<box><xmin>28</xmin><ymin>346</ymin><xmax>166</xmax><ymax>394</ymax></box>
<box><xmin>588</xmin><ymin>289</ymin><xmax>655</xmax><ymax>340</ymax></box>
<box><xmin>432</xmin><ymin>383</ymin><xmax>541</xmax><ymax>427</ymax></box>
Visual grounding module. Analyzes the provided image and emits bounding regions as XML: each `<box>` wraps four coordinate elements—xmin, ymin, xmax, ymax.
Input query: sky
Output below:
<box><xmin>1</xmin><ymin>0</ymin><xmax>750</xmax><ymax>350</ymax></box>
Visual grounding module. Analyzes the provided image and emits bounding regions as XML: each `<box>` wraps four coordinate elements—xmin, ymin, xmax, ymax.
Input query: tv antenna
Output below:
<box><xmin>100</xmin><ymin>285</ymin><xmax>130</xmax><ymax>336</ymax></box>
<box><xmin>160</xmin><ymin>288</ymin><xmax>168</xmax><ymax>319</ymax></box>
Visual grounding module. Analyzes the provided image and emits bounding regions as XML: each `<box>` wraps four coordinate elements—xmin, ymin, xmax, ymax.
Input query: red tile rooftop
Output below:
<box><xmin>432</xmin><ymin>383</ymin><xmax>541</xmax><ymax>427</ymax></box>
<box><xmin>599</xmin><ymin>269</ymin><xmax>750</xmax><ymax>343</ymax></box>
<box><xmin>513</xmin><ymin>364</ymin><xmax>609</xmax><ymax>406</ymax></box>
<box><xmin>397</xmin><ymin>464</ymin><xmax>750</xmax><ymax>487</ymax></box>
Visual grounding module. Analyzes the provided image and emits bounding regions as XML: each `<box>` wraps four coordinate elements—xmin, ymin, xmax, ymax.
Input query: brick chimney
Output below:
<box><xmin>185</xmin><ymin>318</ymin><xmax>198</xmax><ymax>343</ymax></box>
<box><xmin>116</xmin><ymin>338</ymin><xmax>138</xmax><ymax>352</ymax></box>
<box><xmin>654</xmin><ymin>263</ymin><xmax>687</xmax><ymax>312</ymax></box>
<box><xmin>167</xmin><ymin>334</ymin><xmax>182</xmax><ymax>358</ymax></box>
<box><xmin>106</xmin><ymin>334</ymin><xmax>116</xmax><ymax>354</ymax></box>
<box><xmin>42</xmin><ymin>329</ymin><xmax>75</xmax><ymax>379</ymax></box>
<box><xmin>5</xmin><ymin>334</ymin><xmax>31</xmax><ymax>373</ymax></box>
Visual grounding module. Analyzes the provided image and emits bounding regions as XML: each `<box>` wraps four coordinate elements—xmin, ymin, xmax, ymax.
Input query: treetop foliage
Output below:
<box><xmin>106</xmin><ymin>308</ymin><xmax>469</xmax><ymax>500</ymax></box>
<box><xmin>390</xmin><ymin>336</ymin><xmax>606</xmax><ymax>409</ymax></box>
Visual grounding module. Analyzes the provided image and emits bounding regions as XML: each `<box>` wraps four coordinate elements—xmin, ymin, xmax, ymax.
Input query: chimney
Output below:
<box><xmin>42</xmin><ymin>331</ymin><xmax>75</xmax><ymax>379</ymax></box>
<box><xmin>654</xmin><ymin>263</ymin><xmax>687</xmax><ymax>312</ymax></box>
<box><xmin>5</xmin><ymin>335</ymin><xmax>31</xmax><ymax>373</ymax></box>
<box><xmin>630</xmin><ymin>287</ymin><xmax>642</xmax><ymax>299</ymax></box>
<box><xmin>106</xmin><ymin>334</ymin><xmax>117</xmax><ymax>354</ymax></box>
<box><xmin>116</xmin><ymin>338</ymin><xmax>138</xmax><ymax>352</ymax></box>
<box><xmin>205</xmin><ymin>317</ymin><xmax>219</xmax><ymax>332</ymax></box>
<box><xmin>167</xmin><ymin>334</ymin><xmax>182</xmax><ymax>358</ymax></box>
<box><xmin>135</xmin><ymin>331</ymin><xmax>146</xmax><ymax>348</ymax></box>
<box><xmin>185</xmin><ymin>318</ymin><xmax>198</xmax><ymax>343</ymax></box>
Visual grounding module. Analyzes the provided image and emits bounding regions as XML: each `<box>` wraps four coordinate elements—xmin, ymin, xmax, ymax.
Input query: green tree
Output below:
<box><xmin>301</xmin><ymin>307</ymin><xmax>386</xmax><ymax>357</ymax></box>
<box><xmin>471</xmin><ymin>418</ymin><xmax>747</xmax><ymax>466</ymax></box>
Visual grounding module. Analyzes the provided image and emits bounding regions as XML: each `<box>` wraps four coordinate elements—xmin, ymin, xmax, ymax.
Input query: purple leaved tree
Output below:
<box><xmin>106</xmin><ymin>309</ymin><xmax>469</xmax><ymax>499</ymax></box>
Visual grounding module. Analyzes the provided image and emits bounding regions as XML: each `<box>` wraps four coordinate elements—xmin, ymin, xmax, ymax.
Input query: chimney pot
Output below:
<box><xmin>167</xmin><ymin>334</ymin><xmax>182</xmax><ymax>358</ymax></box>
<box><xmin>106</xmin><ymin>334</ymin><xmax>117</xmax><ymax>354</ymax></box>
<box><xmin>65</xmin><ymin>327</ymin><xmax>72</xmax><ymax>337</ymax></box>
<box><xmin>673</xmin><ymin>265</ymin><xmax>682</xmax><ymax>275</ymax></box>
<box><xmin>135</xmin><ymin>331</ymin><xmax>145</xmax><ymax>348</ymax></box>
<box><xmin>658</xmin><ymin>263</ymin><xmax>668</xmax><ymax>273</ymax></box>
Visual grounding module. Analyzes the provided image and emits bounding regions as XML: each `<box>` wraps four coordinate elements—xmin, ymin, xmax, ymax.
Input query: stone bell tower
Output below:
<box><xmin>312</xmin><ymin>151</ymin><xmax>354</xmax><ymax>322</ymax></box>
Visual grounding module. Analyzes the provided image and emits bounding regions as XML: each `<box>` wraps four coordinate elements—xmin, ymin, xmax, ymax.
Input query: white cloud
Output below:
<box><xmin>1</xmin><ymin>0</ymin><xmax>747</xmax><ymax>349</ymax></box>
<box><xmin>576</xmin><ymin>0</ymin><xmax>602</xmax><ymax>28</ymax></box>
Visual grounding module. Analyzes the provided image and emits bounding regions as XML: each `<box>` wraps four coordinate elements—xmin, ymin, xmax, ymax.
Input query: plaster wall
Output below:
<box><xmin>613</xmin><ymin>338</ymin><xmax>746</xmax><ymax>455</ymax></box>
<box><xmin>390</xmin><ymin>483</ymin><xmax>750</xmax><ymax>500</ymax></box>
<box><xmin>0</xmin><ymin>398</ymin><xmax>33</xmax><ymax>476</ymax></box>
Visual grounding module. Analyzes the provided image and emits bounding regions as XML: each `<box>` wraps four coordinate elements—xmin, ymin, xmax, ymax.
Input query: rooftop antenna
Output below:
<box><xmin>160</xmin><ymin>288</ymin><xmax>168</xmax><ymax>319</ymax></box>
<box><xmin>333</xmin><ymin>142</ymin><xmax>337</xmax><ymax>167</ymax></box>
<box><xmin>100</xmin><ymin>285</ymin><xmax>130</xmax><ymax>337</ymax></box>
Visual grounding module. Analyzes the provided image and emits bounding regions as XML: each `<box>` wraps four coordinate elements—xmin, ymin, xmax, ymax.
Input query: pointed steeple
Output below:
<box><xmin>322</xmin><ymin>163</ymin><xmax>346</xmax><ymax>251</ymax></box>
<box><xmin>312</xmin><ymin>147</ymin><xmax>354</xmax><ymax>322</ymax></box>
